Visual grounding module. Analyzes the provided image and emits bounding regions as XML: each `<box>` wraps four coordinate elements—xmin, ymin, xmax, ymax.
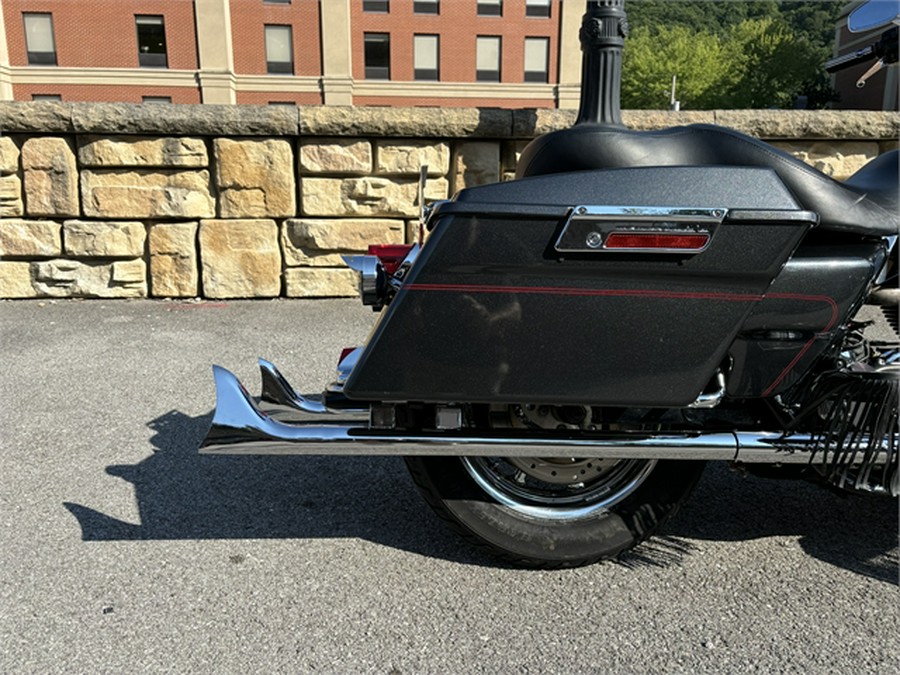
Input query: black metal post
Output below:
<box><xmin>575</xmin><ymin>0</ymin><xmax>628</xmax><ymax>127</ymax></box>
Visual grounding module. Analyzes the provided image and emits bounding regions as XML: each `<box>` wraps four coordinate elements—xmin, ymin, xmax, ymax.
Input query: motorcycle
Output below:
<box><xmin>200</xmin><ymin>0</ymin><xmax>899</xmax><ymax>568</ymax></box>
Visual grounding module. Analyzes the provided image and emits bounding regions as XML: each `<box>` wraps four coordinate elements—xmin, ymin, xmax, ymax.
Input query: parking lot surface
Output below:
<box><xmin>1</xmin><ymin>299</ymin><xmax>897</xmax><ymax>672</ymax></box>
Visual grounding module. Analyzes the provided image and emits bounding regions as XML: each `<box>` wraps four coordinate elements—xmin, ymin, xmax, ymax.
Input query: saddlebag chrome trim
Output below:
<box><xmin>555</xmin><ymin>205</ymin><xmax>727</xmax><ymax>254</ymax></box>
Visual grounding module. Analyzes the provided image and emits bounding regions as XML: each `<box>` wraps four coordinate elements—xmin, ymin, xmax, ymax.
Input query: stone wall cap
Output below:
<box><xmin>0</xmin><ymin>102</ymin><xmax>896</xmax><ymax>140</ymax></box>
<box><xmin>70</xmin><ymin>103</ymin><xmax>298</xmax><ymax>136</ymax></box>
<box><xmin>0</xmin><ymin>102</ymin><xmax>75</xmax><ymax>133</ymax></box>
<box><xmin>298</xmin><ymin>105</ymin><xmax>514</xmax><ymax>138</ymax></box>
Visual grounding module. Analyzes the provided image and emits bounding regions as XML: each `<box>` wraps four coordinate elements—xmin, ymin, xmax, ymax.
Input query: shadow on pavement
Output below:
<box><xmin>64</xmin><ymin>409</ymin><xmax>495</xmax><ymax>566</ymax></box>
<box><xmin>65</xmin><ymin>410</ymin><xmax>898</xmax><ymax>580</ymax></box>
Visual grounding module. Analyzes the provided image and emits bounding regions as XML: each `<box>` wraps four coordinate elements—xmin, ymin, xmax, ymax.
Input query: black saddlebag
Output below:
<box><xmin>344</xmin><ymin>166</ymin><xmax>820</xmax><ymax>407</ymax></box>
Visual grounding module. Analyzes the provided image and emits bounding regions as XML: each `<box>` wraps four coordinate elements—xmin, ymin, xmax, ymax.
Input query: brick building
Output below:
<box><xmin>0</xmin><ymin>0</ymin><xmax>584</xmax><ymax>108</ymax></box>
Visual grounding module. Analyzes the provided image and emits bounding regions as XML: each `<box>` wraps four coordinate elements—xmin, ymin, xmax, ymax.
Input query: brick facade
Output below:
<box><xmin>350</xmin><ymin>1</ymin><xmax>559</xmax><ymax>86</ymax></box>
<box><xmin>230</xmin><ymin>0</ymin><xmax>322</xmax><ymax>77</ymax></box>
<box><xmin>0</xmin><ymin>0</ymin><xmax>569</xmax><ymax>108</ymax></box>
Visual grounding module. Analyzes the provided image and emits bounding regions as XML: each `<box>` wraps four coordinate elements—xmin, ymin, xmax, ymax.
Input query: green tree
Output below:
<box><xmin>622</xmin><ymin>25</ymin><xmax>737</xmax><ymax>109</ymax></box>
<box><xmin>622</xmin><ymin>0</ymin><xmax>842</xmax><ymax>108</ymax></box>
<box><xmin>722</xmin><ymin>17</ymin><xmax>823</xmax><ymax>108</ymax></box>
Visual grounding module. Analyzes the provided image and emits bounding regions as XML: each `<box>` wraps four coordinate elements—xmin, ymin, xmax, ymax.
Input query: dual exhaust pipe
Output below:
<box><xmin>200</xmin><ymin>359</ymin><xmax>829</xmax><ymax>465</ymax></box>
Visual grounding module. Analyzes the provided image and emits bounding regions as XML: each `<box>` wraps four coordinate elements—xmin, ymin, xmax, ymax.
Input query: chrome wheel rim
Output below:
<box><xmin>461</xmin><ymin>456</ymin><xmax>657</xmax><ymax>520</ymax></box>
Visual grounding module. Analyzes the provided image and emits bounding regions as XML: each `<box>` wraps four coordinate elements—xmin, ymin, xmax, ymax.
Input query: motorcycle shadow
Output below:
<box><xmin>64</xmin><ymin>410</ymin><xmax>898</xmax><ymax>580</ymax></box>
<box><xmin>64</xmin><ymin>409</ymin><xmax>495</xmax><ymax>567</ymax></box>
<box><xmin>646</xmin><ymin>463</ymin><xmax>899</xmax><ymax>584</ymax></box>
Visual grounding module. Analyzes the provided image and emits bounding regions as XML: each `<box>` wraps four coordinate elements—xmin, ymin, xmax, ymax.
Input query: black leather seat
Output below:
<box><xmin>517</xmin><ymin>123</ymin><xmax>899</xmax><ymax>236</ymax></box>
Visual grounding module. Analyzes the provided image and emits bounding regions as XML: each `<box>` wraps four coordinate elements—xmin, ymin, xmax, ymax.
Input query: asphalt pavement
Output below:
<box><xmin>1</xmin><ymin>298</ymin><xmax>897</xmax><ymax>673</ymax></box>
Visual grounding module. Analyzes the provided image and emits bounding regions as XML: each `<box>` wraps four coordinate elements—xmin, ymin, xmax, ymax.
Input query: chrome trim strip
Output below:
<box><xmin>555</xmin><ymin>205</ymin><xmax>727</xmax><ymax>254</ymax></box>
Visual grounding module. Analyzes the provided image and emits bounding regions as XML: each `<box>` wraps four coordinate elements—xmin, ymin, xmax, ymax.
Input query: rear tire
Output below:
<box><xmin>405</xmin><ymin>456</ymin><xmax>705</xmax><ymax>568</ymax></box>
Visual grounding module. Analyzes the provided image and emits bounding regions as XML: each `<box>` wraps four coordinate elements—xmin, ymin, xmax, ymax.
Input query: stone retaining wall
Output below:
<box><xmin>0</xmin><ymin>103</ymin><xmax>897</xmax><ymax>300</ymax></box>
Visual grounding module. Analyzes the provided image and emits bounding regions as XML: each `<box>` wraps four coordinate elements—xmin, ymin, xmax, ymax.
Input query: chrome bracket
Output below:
<box><xmin>555</xmin><ymin>205</ymin><xmax>727</xmax><ymax>254</ymax></box>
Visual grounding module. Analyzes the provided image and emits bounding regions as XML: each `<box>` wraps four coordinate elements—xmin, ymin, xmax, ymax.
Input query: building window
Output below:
<box><xmin>477</xmin><ymin>0</ymin><xmax>502</xmax><ymax>17</ymax></box>
<box><xmin>265</xmin><ymin>25</ymin><xmax>294</xmax><ymax>74</ymax></box>
<box><xmin>414</xmin><ymin>35</ymin><xmax>439</xmax><ymax>81</ymax></box>
<box><xmin>23</xmin><ymin>13</ymin><xmax>56</xmax><ymax>66</ymax></box>
<box><xmin>32</xmin><ymin>94</ymin><xmax>61</xmax><ymax>101</ymax></box>
<box><xmin>524</xmin><ymin>37</ymin><xmax>549</xmax><ymax>82</ymax></box>
<box><xmin>414</xmin><ymin>0</ymin><xmax>439</xmax><ymax>14</ymax></box>
<box><xmin>142</xmin><ymin>96</ymin><xmax>172</xmax><ymax>104</ymax></box>
<box><xmin>526</xmin><ymin>0</ymin><xmax>551</xmax><ymax>18</ymax></box>
<box><xmin>364</xmin><ymin>33</ymin><xmax>391</xmax><ymax>80</ymax></box>
<box><xmin>136</xmin><ymin>16</ymin><xmax>167</xmax><ymax>68</ymax></box>
<box><xmin>476</xmin><ymin>36</ymin><xmax>501</xmax><ymax>81</ymax></box>
<box><xmin>264</xmin><ymin>0</ymin><xmax>291</xmax><ymax>3</ymax></box>
<box><xmin>363</xmin><ymin>0</ymin><xmax>389</xmax><ymax>12</ymax></box>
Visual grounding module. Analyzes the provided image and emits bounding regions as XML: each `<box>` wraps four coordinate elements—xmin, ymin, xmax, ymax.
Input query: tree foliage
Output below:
<box><xmin>621</xmin><ymin>25</ymin><xmax>733</xmax><ymax>109</ymax></box>
<box><xmin>621</xmin><ymin>0</ymin><xmax>843</xmax><ymax>109</ymax></box>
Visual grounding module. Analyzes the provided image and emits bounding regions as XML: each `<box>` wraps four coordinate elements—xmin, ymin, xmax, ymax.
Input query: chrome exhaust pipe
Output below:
<box><xmin>200</xmin><ymin>364</ymin><xmax>840</xmax><ymax>463</ymax></box>
<box><xmin>259</xmin><ymin>358</ymin><xmax>329</xmax><ymax>414</ymax></box>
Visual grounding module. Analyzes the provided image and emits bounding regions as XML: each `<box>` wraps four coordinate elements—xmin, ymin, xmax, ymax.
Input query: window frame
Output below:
<box><xmin>477</xmin><ymin>0</ymin><xmax>502</xmax><ymax>17</ymax></box>
<box><xmin>135</xmin><ymin>15</ymin><xmax>168</xmax><ymax>68</ymax></box>
<box><xmin>413</xmin><ymin>34</ymin><xmax>439</xmax><ymax>81</ymax></box>
<box><xmin>364</xmin><ymin>32</ymin><xmax>391</xmax><ymax>80</ymax></box>
<box><xmin>523</xmin><ymin>36</ymin><xmax>549</xmax><ymax>83</ymax></box>
<box><xmin>475</xmin><ymin>35</ymin><xmax>501</xmax><ymax>82</ymax></box>
<box><xmin>23</xmin><ymin>13</ymin><xmax>57</xmax><ymax>66</ymax></box>
<box><xmin>525</xmin><ymin>0</ymin><xmax>552</xmax><ymax>19</ymax></box>
<box><xmin>264</xmin><ymin>24</ymin><xmax>294</xmax><ymax>75</ymax></box>
<box><xmin>363</xmin><ymin>0</ymin><xmax>389</xmax><ymax>13</ymax></box>
<box><xmin>413</xmin><ymin>0</ymin><xmax>439</xmax><ymax>14</ymax></box>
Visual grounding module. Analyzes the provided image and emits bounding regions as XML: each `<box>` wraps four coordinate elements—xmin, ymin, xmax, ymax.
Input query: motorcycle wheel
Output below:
<box><xmin>404</xmin><ymin>456</ymin><xmax>704</xmax><ymax>568</ymax></box>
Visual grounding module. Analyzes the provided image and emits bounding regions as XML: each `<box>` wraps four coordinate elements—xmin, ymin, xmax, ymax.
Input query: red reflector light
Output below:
<box><xmin>604</xmin><ymin>232</ymin><xmax>710</xmax><ymax>251</ymax></box>
<box><xmin>338</xmin><ymin>347</ymin><xmax>356</xmax><ymax>364</ymax></box>
<box><xmin>367</xmin><ymin>244</ymin><xmax>414</xmax><ymax>275</ymax></box>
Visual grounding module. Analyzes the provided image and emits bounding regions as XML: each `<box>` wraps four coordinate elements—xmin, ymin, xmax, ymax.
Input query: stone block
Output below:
<box><xmin>299</xmin><ymin>140</ymin><xmax>372</xmax><ymax>175</ymax></box>
<box><xmin>31</xmin><ymin>259</ymin><xmax>147</xmax><ymax>297</ymax></box>
<box><xmin>453</xmin><ymin>142</ymin><xmax>500</xmax><ymax>191</ymax></box>
<box><xmin>280</xmin><ymin>250</ymin><xmax>348</xmax><ymax>267</ymax></box>
<box><xmin>0</xmin><ymin>101</ymin><xmax>74</xmax><ymax>134</ymax></box>
<box><xmin>298</xmin><ymin>106</ymin><xmax>513</xmax><ymax>139</ymax></box>
<box><xmin>199</xmin><ymin>219</ymin><xmax>281</xmax><ymax>298</ymax></box>
<box><xmin>405</xmin><ymin>220</ymin><xmax>435</xmax><ymax>245</ymax></box>
<box><xmin>149</xmin><ymin>222</ymin><xmax>198</xmax><ymax>297</ymax></box>
<box><xmin>0</xmin><ymin>261</ymin><xmax>37</xmax><ymax>298</ymax></box>
<box><xmin>111</xmin><ymin>259</ymin><xmax>146</xmax><ymax>284</ymax></box>
<box><xmin>772</xmin><ymin>141</ymin><xmax>879</xmax><ymax>180</ymax></box>
<box><xmin>0</xmin><ymin>175</ymin><xmax>23</xmax><ymax>217</ymax></box>
<box><xmin>282</xmin><ymin>219</ymin><xmax>403</xmax><ymax>263</ymax></box>
<box><xmin>376</xmin><ymin>141</ymin><xmax>450</xmax><ymax>176</ymax></box>
<box><xmin>21</xmin><ymin>137</ymin><xmax>79</xmax><ymax>217</ymax></box>
<box><xmin>79</xmin><ymin>136</ymin><xmax>208</xmax><ymax>167</ymax></box>
<box><xmin>214</xmin><ymin>139</ymin><xmax>295</xmax><ymax>218</ymax></box>
<box><xmin>70</xmin><ymin>102</ymin><xmax>298</xmax><ymax>136</ymax></box>
<box><xmin>301</xmin><ymin>177</ymin><xmax>448</xmax><ymax>217</ymax></box>
<box><xmin>0</xmin><ymin>219</ymin><xmax>61</xmax><ymax>256</ymax></box>
<box><xmin>64</xmin><ymin>220</ymin><xmax>145</xmax><ymax>257</ymax></box>
<box><xmin>0</xmin><ymin>137</ymin><xmax>19</xmax><ymax>175</ymax></box>
<box><xmin>81</xmin><ymin>170</ymin><xmax>215</xmax><ymax>219</ymax></box>
<box><xmin>716</xmin><ymin>110</ymin><xmax>899</xmax><ymax>141</ymax></box>
<box><xmin>284</xmin><ymin>267</ymin><xmax>358</xmax><ymax>298</ymax></box>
